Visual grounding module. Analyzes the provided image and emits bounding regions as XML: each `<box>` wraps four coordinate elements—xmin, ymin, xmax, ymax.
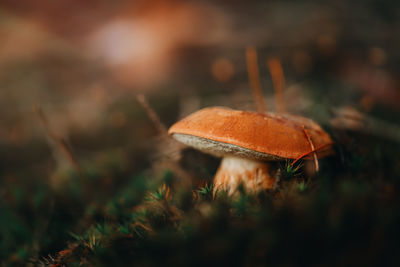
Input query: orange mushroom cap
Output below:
<box><xmin>168</xmin><ymin>107</ymin><xmax>333</xmax><ymax>161</ymax></box>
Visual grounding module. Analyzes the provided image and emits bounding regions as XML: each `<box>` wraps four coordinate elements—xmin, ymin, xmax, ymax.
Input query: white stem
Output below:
<box><xmin>213</xmin><ymin>156</ymin><xmax>278</xmax><ymax>195</ymax></box>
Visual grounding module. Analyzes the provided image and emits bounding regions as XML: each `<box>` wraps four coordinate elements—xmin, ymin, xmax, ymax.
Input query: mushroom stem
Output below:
<box><xmin>213</xmin><ymin>156</ymin><xmax>277</xmax><ymax>195</ymax></box>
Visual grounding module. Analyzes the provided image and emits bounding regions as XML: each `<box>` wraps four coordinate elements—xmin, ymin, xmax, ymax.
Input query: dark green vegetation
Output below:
<box><xmin>1</xmin><ymin>94</ymin><xmax>400</xmax><ymax>266</ymax></box>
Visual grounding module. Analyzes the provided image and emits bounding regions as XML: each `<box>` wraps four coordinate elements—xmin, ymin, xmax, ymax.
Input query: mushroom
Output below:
<box><xmin>168</xmin><ymin>106</ymin><xmax>333</xmax><ymax>195</ymax></box>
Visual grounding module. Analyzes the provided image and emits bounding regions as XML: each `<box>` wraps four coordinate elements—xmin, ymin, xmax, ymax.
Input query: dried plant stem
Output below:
<box><xmin>246</xmin><ymin>46</ymin><xmax>267</xmax><ymax>113</ymax></box>
<box><xmin>302</xmin><ymin>126</ymin><xmax>319</xmax><ymax>172</ymax></box>
<box><xmin>136</xmin><ymin>94</ymin><xmax>168</xmax><ymax>137</ymax></box>
<box><xmin>33</xmin><ymin>105</ymin><xmax>82</xmax><ymax>175</ymax></box>
<box><xmin>267</xmin><ymin>57</ymin><xmax>286</xmax><ymax>113</ymax></box>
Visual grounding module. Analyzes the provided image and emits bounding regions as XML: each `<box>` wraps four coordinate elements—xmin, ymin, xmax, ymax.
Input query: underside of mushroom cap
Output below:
<box><xmin>169</xmin><ymin>106</ymin><xmax>333</xmax><ymax>160</ymax></box>
<box><xmin>172</xmin><ymin>133</ymin><xmax>284</xmax><ymax>161</ymax></box>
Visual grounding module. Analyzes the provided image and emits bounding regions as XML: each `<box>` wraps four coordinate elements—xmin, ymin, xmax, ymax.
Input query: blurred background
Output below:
<box><xmin>1</xmin><ymin>0</ymin><xmax>400</xmax><ymax>265</ymax></box>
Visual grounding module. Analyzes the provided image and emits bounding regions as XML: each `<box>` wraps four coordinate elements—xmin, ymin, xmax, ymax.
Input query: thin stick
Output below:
<box><xmin>267</xmin><ymin>57</ymin><xmax>286</xmax><ymax>113</ymax></box>
<box><xmin>246</xmin><ymin>46</ymin><xmax>267</xmax><ymax>113</ymax></box>
<box><xmin>136</xmin><ymin>94</ymin><xmax>168</xmax><ymax>137</ymax></box>
<box><xmin>33</xmin><ymin>105</ymin><xmax>82</xmax><ymax>174</ymax></box>
<box><xmin>290</xmin><ymin>142</ymin><xmax>332</xmax><ymax>167</ymax></box>
<box><xmin>302</xmin><ymin>126</ymin><xmax>319</xmax><ymax>172</ymax></box>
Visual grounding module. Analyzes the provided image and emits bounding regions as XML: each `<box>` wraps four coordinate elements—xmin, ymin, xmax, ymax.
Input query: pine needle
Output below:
<box><xmin>302</xmin><ymin>126</ymin><xmax>319</xmax><ymax>172</ymax></box>
<box><xmin>246</xmin><ymin>46</ymin><xmax>267</xmax><ymax>113</ymax></box>
<box><xmin>290</xmin><ymin>143</ymin><xmax>332</xmax><ymax>168</ymax></box>
<box><xmin>267</xmin><ymin>57</ymin><xmax>286</xmax><ymax>113</ymax></box>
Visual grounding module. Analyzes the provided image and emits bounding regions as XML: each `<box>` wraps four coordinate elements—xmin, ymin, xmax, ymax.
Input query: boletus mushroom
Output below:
<box><xmin>168</xmin><ymin>106</ymin><xmax>333</xmax><ymax>195</ymax></box>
